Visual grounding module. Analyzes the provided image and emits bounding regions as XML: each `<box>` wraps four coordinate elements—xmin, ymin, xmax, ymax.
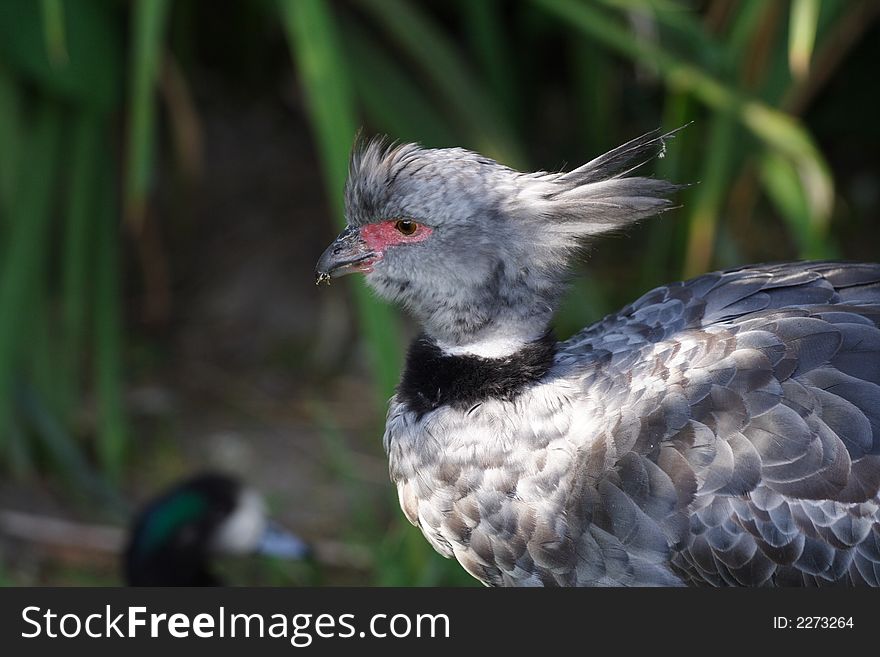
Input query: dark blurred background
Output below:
<box><xmin>0</xmin><ymin>0</ymin><xmax>878</xmax><ymax>585</ymax></box>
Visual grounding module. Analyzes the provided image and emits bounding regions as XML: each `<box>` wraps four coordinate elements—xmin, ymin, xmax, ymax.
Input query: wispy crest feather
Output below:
<box><xmin>345</xmin><ymin>136</ymin><xmax>424</xmax><ymax>225</ymax></box>
<box><xmin>510</xmin><ymin>128</ymin><xmax>684</xmax><ymax>242</ymax></box>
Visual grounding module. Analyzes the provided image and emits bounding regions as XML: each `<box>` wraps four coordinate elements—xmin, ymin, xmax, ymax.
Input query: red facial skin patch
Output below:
<box><xmin>360</xmin><ymin>221</ymin><xmax>433</xmax><ymax>262</ymax></box>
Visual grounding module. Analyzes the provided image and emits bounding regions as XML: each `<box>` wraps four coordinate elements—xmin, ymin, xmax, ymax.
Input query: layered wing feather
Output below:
<box><xmin>560</xmin><ymin>261</ymin><xmax>880</xmax><ymax>586</ymax></box>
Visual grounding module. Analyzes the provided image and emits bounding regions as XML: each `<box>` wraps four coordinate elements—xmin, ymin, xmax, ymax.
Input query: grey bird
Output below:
<box><xmin>316</xmin><ymin>129</ymin><xmax>880</xmax><ymax>586</ymax></box>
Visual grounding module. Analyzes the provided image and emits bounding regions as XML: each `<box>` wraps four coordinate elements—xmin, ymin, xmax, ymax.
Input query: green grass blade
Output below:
<box><xmin>61</xmin><ymin>111</ymin><xmax>101</xmax><ymax>421</ymax></box>
<box><xmin>682</xmin><ymin>112</ymin><xmax>738</xmax><ymax>278</ymax></box>
<box><xmin>39</xmin><ymin>0</ymin><xmax>68</xmax><ymax>67</ymax></box>
<box><xmin>356</xmin><ymin>0</ymin><xmax>525</xmax><ymax>167</ymax></box>
<box><xmin>0</xmin><ymin>65</ymin><xmax>22</xmax><ymax>219</ymax></box>
<box><xmin>572</xmin><ymin>38</ymin><xmax>613</xmax><ymax>153</ymax></box>
<box><xmin>343</xmin><ymin>22</ymin><xmax>457</xmax><ymax>147</ymax></box>
<box><xmin>640</xmin><ymin>90</ymin><xmax>695</xmax><ymax>288</ymax></box>
<box><xmin>758</xmin><ymin>0</ymin><xmax>849</xmax><ymax>109</ymax></box>
<box><xmin>17</xmin><ymin>383</ymin><xmax>126</xmax><ymax>513</ymax></box>
<box><xmin>278</xmin><ymin>0</ymin><xmax>355</xmax><ymax>204</ymax></box>
<box><xmin>124</xmin><ymin>0</ymin><xmax>170</xmax><ymax>232</ymax></box>
<box><xmin>279</xmin><ymin>0</ymin><xmax>401</xmax><ymax>401</ymax></box>
<box><xmin>532</xmin><ymin>0</ymin><xmax>834</xmax><ymax>251</ymax></box>
<box><xmin>0</xmin><ymin>0</ymin><xmax>123</xmax><ymax>111</ymax></box>
<box><xmin>739</xmin><ymin>103</ymin><xmax>833</xmax><ymax>227</ymax></box>
<box><xmin>460</xmin><ymin>0</ymin><xmax>521</xmax><ymax>130</ymax></box>
<box><xmin>682</xmin><ymin>0</ymin><xmax>767</xmax><ymax>278</ymax></box>
<box><xmin>29</xmin><ymin>273</ymin><xmax>63</xmax><ymax>421</ymax></box>
<box><xmin>598</xmin><ymin>0</ymin><xmax>726</xmax><ymax>68</ymax></box>
<box><xmin>94</xmin><ymin>154</ymin><xmax>127</xmax><ymax>482</ymax></box>
<box><xmin>728</xmin><ymin>0</ymin><xmax>774</xmax><ymax>55</ymax></box>
<box><xmin>656</xmin><ymin>97</ymin><xmax>692</xmax><ymax>183</ymax></box>
<box><xmin>759</xmin><ymin>150</ymin><xmax>834</xmax><ymax>259</ymax></box>
<box><xmin>308</xmin><ymin>400</ymin><xmax>379</xmax><ymax>532</ymax></box>
<box><xmin>5</xmin><ymin>414</ymin><xmax>33</xmax><ymax>479</ymax></box>
<box><xmin>0</xmin><ymin>101</ymin><xmax>62</xmax><ymax>464</ymax></box>
<box><xmin>789</xmin><ymin>0</ymin><xmax>820</xmax><ymax>81</ymax></box>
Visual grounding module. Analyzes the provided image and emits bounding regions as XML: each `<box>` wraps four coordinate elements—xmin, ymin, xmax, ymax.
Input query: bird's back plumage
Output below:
<box><xmin>560</xmin><ymin>261</ymin><xmax>880</xmax><ymax>586</ymax></box>
<box><xmin>386</xmin><ymin>261</ymin><xmax>880</xmax><ymax>586</ymax></box>
<box><xmin>322</xmin><ymin>128</ymin><xmax>880</xmax><ymax>586</ymax></box>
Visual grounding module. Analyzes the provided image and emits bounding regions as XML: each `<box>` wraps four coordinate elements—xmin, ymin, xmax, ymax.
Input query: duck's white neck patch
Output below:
<box><xmin>437</xmin><ymin>329</ymin><xmax>544</xmax><ymax>359</ymax></box>
<box><xmin>210</xmin><ymin>489</ymin><xmax>266</xmax><ymax>554</ymax></box>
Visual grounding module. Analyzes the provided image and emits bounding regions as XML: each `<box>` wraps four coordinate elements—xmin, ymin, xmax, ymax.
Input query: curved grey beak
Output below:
<box><xmin>315</xmin><ymin>226</ymin><xmax>377</xmax><ymax>285</ymax></box>
<box><xmin>256</xmin><ymin>520</ymin><xmax>312</xmax><ymax>560</ymax></box>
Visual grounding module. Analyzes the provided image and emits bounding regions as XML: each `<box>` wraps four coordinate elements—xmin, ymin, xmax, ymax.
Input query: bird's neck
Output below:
<box><xmin>379</xmin><ymin>252</ymin><xmax>566</xmax><ymax>358</ymax></box>
<box><xmin>398</xmin><ymin>330</ymin><xmax>557</xmax><ymax>416</ymax></box>
<box><xmin>420</xmin><ymin>291</ymin><xmax>559</xmax><ymax>360</ymax></box>
<box><xmin>433</xmin><ymin>323</ymin><xmax>551</xmax><ymax>359</ymax></box>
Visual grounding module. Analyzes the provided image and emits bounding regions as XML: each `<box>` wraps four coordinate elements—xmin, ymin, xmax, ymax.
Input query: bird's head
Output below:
<box><xmin>316</xmin><ymin>130</ymin><xmax>681</xmax><ymax>357</ymax></box>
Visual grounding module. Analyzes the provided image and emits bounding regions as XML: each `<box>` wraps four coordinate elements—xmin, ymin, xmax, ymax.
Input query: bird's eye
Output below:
<box><xmin>394</xmin><ymin>219</ymin><xmax>418</xmax><ymax>236</ymax></box>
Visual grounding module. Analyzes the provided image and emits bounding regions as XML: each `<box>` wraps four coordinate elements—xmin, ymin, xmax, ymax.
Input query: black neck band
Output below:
<box><xmin>397</xmin><ymin>331</ymin><xmax>557</xmax><ymax>416</ymax></box>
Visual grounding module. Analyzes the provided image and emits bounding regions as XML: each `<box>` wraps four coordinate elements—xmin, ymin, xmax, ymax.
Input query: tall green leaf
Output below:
<box><xmin>572</xmin><ymin>38</ymin><xmax>613</xmax><ymax>153</ymax></box>
<box><xmin>640</xmin><ymin>90</ymin><xmax>695</xmax><ymax>288</ymax></box>
<box><xmin>17</xmin><ymin>383</ymin><xmax>126</xmax><ymax>513</ymax></box>
<box><xmin>356</xmin><ymin>0</ymin><xmax>525</xmax><ymax>167</ymax></box>
<box><xmin>460</xmin><ymin>0</ymin><xmax>521</xmax><ymax>130</ymax></box>
<box><xmin>279</xmin><ymin>0</ymin><xmax>401</xmax><ymax>401</ymax></box>
<box><xmin>532</xmin><ymin>0</ymin><xmax>834</xmax><ymax>234</ymax></box>
<box><xmin>61</xmin><ymin>112</ymin><xmax>102</xmax><ymax>420</ymax></box>
<box><xmin>94</xmin><ymin>153</ymin><xmax>127</xmax><ymax>481</ymax></box>
<box><xmin>789</xmin><ymin>0</ymin><xmax>820</xmax><ymax>81</ymax></box>
<box><xmin>0</xmin><ymin>102</ymin><xmax>62</xmax><ymax>463</ymax></box>
<box><xmin>682</xmin><ymin>112</ymin><xmax>738</xmax><ymax>277</ymax></box>
<box><xmin>40</xmin><ymin>0</ymin><xmax>68</xmax><ymax>66</ymax></box>
<box><xmin>343</xmin><ymin>23</ymin><xmax>457</xmax><ymax>146</ymax></box>
<box><xmin>759</xmin><ymin>150</ymin><xmax>833</xmax><ymax>259</ymax></box>
<box><xmin>682</xmin><ymin>0</ymin><xmax>766</xmax><ymax>278</ymax></box>
<box><xmin>0</xmin><ymin>0</ymin><xmax>122</xmax><ymax>110</ymax></box>
<box><xmin>0</xmin><ymin>65</ymin><xmax>23</xmax><ymax>218</ymax></box>
<box><xmin>124</xmin><ymin>0</ymin><xmax>171</xmax><ymax>232</ymax></box>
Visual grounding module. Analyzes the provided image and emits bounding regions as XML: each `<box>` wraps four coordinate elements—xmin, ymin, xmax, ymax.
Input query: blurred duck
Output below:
<box><xmin>124</xmin><ymin>473</ymin><xmax>310</xmax><ymax>586</ymax></box>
